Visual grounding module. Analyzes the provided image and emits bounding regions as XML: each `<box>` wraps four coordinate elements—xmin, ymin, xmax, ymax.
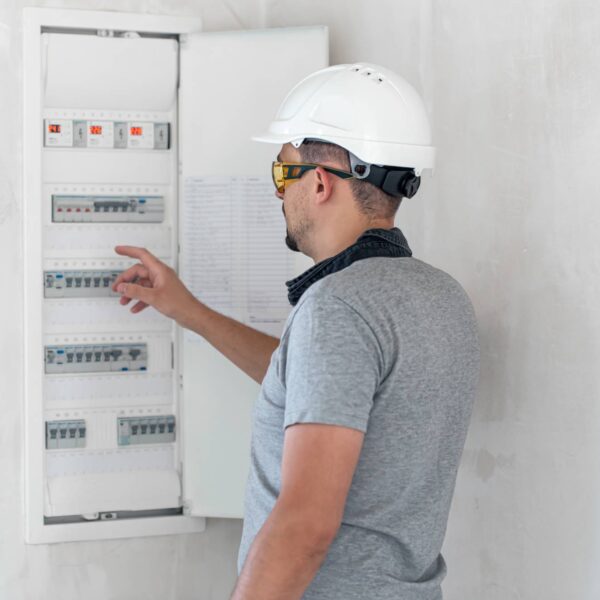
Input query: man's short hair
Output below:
<box><xmin>297</xmin><ymin>140</ymin><xmax>402</xmax><ymax>219</ymax></box>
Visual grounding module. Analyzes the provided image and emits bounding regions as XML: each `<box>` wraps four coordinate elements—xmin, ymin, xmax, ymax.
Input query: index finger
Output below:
<box><xmin>112</xmin><ymin>263</ymin><xmax>149</xmax><ymax>292</ymax></box>
<box><xmin>114</xmin><ymin>246</ymin><xmax>161</xmax><ymax>269</ymax></box>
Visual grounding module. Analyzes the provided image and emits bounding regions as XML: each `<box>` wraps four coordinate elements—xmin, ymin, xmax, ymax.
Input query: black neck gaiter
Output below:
<box><xmin>285</xmin><ymin>227</ymin><xmax>413</xmax><ymax>306</ymax></box>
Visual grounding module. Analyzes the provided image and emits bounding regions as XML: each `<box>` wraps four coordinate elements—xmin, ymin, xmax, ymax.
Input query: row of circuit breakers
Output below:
<box><xmin>52</xmin><ymin>195</ymin><xmax>164</xmax><ymax>223</ymax></box>
<box><xmin>44</xmin><ymin>119</ymin><xmax>170</xmax><ymax>149</ymax></box>
<box><xmin>45</xmin><ymin>416</ymin><xmax>176</xmax><ymax>449</ymax></box>
<box><xmin>43</xmin><ymin>118</ymin><xmax>175</xmax><ymax>455</ymax></box>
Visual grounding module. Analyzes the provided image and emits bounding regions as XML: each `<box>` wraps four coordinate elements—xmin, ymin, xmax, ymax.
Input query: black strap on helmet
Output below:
<box><xmin>301</xmin><ymin>142</ymin><xmax>423</xmax><ymax>199</ymax></box>
<box><xmin>358</xmin><ymin>164</ymin><xmax>421</xmax><ymax>199</ymax></box>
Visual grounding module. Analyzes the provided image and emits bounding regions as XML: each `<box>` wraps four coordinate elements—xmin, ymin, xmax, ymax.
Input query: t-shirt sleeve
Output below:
<box><xmin>281</xmin><ymin>293</ymin><xmax>383</xmax><ymax>433</ymax></box>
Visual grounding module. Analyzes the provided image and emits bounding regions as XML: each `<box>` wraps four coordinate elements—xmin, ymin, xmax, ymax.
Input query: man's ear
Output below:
<box><xmin>313</xmin><ymin>166</ymin><xmax>335</xmax><ymax>205</ymax></box>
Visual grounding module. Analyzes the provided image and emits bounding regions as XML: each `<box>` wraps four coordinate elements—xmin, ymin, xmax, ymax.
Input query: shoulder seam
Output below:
<box><xmin>329</xmin><ymin>294</ymin><xmax>386</xmax><ymax>380</ymax></box>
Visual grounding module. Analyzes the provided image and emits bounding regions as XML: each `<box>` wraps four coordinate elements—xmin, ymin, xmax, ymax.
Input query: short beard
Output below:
<box><xmin>285</xmin><ymin>230</ymin><xmax>301</xmax><ymax>252</ymax></box>
<box><xmin>282</xmin><ymin>204</ymin><xmax>301</xmax><ymax>252</ymax></box>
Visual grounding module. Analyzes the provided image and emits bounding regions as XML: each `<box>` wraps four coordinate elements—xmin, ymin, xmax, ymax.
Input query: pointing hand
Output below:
<box><xmin>112</xmin><ymin>245</ymin><xmax>199</xmax><ymax>325</ymax></box>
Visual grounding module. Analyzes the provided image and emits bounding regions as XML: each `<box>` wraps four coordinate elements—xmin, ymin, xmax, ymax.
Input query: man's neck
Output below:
<box><xmin>309</xmin><ymin>219</ymin><xmax>395</xmax><ymax>263</ymax></box>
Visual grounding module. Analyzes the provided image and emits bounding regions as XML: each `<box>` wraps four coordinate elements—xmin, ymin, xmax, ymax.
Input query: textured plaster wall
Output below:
<box><xmin>431</xmin><ymin>3</ymin><xmax>600</xmax><ymax>599</ymax></box>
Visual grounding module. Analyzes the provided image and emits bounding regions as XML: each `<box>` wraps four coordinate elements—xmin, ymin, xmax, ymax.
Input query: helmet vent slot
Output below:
<box><xmin>357</xmin><ymin>68</ymin><xmax>384</xmax><ymax>82</ymax></box>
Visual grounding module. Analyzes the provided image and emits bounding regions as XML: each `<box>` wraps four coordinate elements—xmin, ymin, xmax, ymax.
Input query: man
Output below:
<box><xmin>113</xmin><ymin>63</ymin><xmax>480</xmax><ymax>600</ymax></box>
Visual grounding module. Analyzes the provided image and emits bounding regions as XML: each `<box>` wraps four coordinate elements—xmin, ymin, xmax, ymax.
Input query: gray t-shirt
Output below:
<box><xmin>238</xmin><ymin>257</ymin><xmax>480</xmax><ymax>600</ymax></box>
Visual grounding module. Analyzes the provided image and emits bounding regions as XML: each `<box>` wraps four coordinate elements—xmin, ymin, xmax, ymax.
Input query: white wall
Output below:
<box><xmin>431</xmin><ymin>2</ymin><xmax>600</xmax><ymax>599</ymax></box>
<box><xmin>2</xmin><ymin>1</ymin><xmax>599</xmax><ymax>598</ymax></box>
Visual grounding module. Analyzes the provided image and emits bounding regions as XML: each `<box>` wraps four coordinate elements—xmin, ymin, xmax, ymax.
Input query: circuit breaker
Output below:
<box><xmin>23</xmin><ymin>8</ymin><xmax>328</xmax><ymax>544</ymax></box>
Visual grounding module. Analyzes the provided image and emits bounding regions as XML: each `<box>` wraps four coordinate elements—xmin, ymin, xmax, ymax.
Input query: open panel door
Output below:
<box><xmin>179</xmin><ymin>27</ymin><xmax>329</xmax><ymax>517</ymax></box>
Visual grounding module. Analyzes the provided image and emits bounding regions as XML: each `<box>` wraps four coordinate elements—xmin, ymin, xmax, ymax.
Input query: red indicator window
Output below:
<box><xmin>48</xmin><ymin>124</ymin><xmax>61</xmax><ymax>134</ymax></box>
<box><xmin>89</xmin><ymin>125</ymin><xmax>103</xmax><ymax>135</ymax></box>
<box><xmin>130</xmin><ymin>126</ymin><xmax>143</xmax><ymax>136</ymax></box>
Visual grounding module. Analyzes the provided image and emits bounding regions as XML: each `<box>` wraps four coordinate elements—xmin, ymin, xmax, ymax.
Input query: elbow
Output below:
<box><xmin>302</xmin><ymin>522</ymin><xmax>339</xmax><ymax>557</ymax></box>
<box><xmin>272</xmin><ymin>499</ymin><xmax>340</xmax><ymax>557</ymax></box>
<box><xmin>297</xmin><ymin>525</ymin><xmax>338</xmax><ymax>561</ymax></box>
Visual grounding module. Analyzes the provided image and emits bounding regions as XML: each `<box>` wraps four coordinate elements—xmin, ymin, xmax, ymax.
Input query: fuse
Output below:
<box><xmin>46</xmin><ymin>422</ymin><xmax>59</xmax><ymax>450</ymax></box>
<box><xmin>154</xmin><ymin>123</ymin><xmax>170</xmax><ymax>149</ymax></box>
<box><xmin>126</xmin><ymin>121</ymin><xmax>154</xmax><ymax>149</ymax></box>
<box><xmin>86</xmin><ymin>120</ymin><xmax>114</xmax><ymax>148</ymax></box>
<box><xmin>72</xmin><ymin>120</ymin><xmax>87</xmax><ymax>148</ymax></box>
<box><xmin>44</xmin><ymin>119</ymin><xmax>73</xmax><ymax>147</ymax></box>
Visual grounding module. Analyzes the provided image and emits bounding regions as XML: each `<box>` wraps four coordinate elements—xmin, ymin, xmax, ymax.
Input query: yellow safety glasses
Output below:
<box><xmin>271</xmin><ymin>161</ymin><xmax>354</xmax><ymax>194</ymax></box>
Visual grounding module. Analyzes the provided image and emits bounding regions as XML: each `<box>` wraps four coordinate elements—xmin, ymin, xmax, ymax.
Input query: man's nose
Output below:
<box><xmin>275</xmin><ymin>190</ymin><xmax>284</xmax><ymax>201</ymax></box>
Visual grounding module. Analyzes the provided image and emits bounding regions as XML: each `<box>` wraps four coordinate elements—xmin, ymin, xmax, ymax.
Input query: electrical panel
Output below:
<box><xmin>22</xmin><ymin>10</ymin><xmax>189</xmax><ymax>544</ymax></box>
<box><xmin>23</xmin><ymin>7</ymin><xmax>328</xmax><ymax>544</ymax></box>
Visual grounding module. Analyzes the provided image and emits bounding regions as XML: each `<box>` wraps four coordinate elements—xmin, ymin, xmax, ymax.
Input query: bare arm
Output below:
<box><xmin>177</xmin><ymin>300</ymin><xmax>279</xmax><ymax>384</ymax></box>
<box><xmin>232</xmin><ymin>423</ymin><xmax>364</xmax><ymax>599</ymax></box>
<box><xmin>112</xmin><ymin>245</ymin><xmax>279</xmax><ymax>383</ymax></box>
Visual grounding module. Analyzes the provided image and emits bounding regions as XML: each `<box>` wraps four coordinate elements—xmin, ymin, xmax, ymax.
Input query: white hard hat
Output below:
<box><xmin>252</xmin><ymin>63</ymin><xmax>435</xmax><ymax>176</ymax></box>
